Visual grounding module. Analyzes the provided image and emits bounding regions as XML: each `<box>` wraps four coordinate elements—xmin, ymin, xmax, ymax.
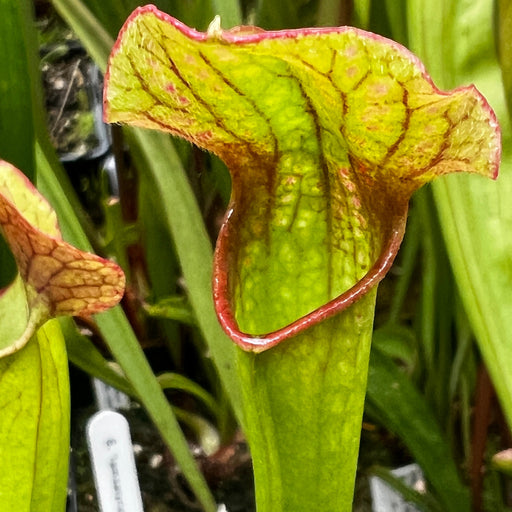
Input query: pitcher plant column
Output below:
<box><xmin>104</xmin><ymin>6</ymin><xmax>500</xmax><ymax>511</ymax></box>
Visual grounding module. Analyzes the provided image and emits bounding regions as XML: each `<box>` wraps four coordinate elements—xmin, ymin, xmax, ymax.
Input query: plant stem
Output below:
<box><xmin>236</xmin><ymin>291</ymin><xmax>376</xmax><ymax>512</ymax></box>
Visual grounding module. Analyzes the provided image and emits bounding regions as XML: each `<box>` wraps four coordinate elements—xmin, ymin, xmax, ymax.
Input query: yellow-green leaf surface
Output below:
<box><xmin>0</xmin><ymin>160</ymin><xmax>125</xmax><ymax>357</ymax></box>
<box><xmin>0</xmin><ymin>320</ymin><xmax>70</xmax><ymax>512</ymax></box>
<box><xmin>105</xmin><ymin>5</ymin><xmax>499</xmax><ymax>352</ymax></box>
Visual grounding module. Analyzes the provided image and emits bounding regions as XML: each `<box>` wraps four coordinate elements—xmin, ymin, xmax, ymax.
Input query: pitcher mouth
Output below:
<box><xmin>213</xmin><ymin>205</ymin><xmax>408</xmax><ymax>352</ymax></box>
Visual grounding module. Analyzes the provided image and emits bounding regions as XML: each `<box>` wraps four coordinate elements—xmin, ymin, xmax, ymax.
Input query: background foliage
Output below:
<box><xmin>1</xmin><ymin>0</ymin><xmax>511</xmax><ymax>510</ymax></box>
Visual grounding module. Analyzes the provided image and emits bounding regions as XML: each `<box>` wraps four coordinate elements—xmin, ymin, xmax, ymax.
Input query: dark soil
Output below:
<box><xmin>71</xmin><ymin>404</ymin><xmax>256</xmax><ymax>512</ymax></box>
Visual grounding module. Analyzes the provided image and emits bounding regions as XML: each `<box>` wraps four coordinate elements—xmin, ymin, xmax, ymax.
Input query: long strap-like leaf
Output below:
<box><xmin>407</xmin><ymin>0</ymin><xmax>512</xmax><ymax>429</ymax></box>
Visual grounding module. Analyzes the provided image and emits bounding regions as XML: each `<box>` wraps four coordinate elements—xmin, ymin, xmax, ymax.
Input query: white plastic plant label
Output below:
<box><xmin>370</xmin><ymin>463</ymin><xmax>425</xmax><ymax>512</ymax></box>
<box><xmin>92</xmin><ymin>377</ymin><xmax>131</xmax><ymax>411</ymax></box>
<box><xmin>87</xmin><ymin>410</ymin><xmax>144</xmax><ymax>512</ymax></box>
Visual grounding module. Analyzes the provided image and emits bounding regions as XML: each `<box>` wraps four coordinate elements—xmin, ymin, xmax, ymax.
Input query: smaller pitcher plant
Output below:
<box><xmin>0</xmin><ymin>160</ymin><xmax>124</xmax><ymax>510</ymax></box>
<box><xmin>104</xmin><ymin>5</ymin><xmax>500</xmax><ymax>511</ymax></box>
<box><xmin>0</xmin><ymin>161</ymin><xmax>125</xmax><ymax>358</ymax></box>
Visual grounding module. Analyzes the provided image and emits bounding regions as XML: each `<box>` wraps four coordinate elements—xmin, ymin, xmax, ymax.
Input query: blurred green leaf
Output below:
<box><xmin>351</xmin><ymin>0</ymin><xmax>370</xmax><ymax>28</ymax></box>
<box><xmin>498</xmin><ymin>0</ymin><xmax>512</xmax><ymax>119</ymax></box>
<box><xmin>124</xmin><ymin>128</ymin><xmax>243</xmax><ymax>419</ymax></box>
<box><xmin>144</xmin><ymin>295</ymin><xmax>196</xmax><ymax>325</ymax></box>
<box><xmin>77</xmin><ymin>0</ymin><xmax>233</xmax><ymax>36</ymax></box>
<box><xmin>367</xmin><ymin>349</ymin><xmax>471</xmax><ymax>512</ymax></box>
<box><xmin>372</xmin><ymin>324</ymin><xmax>417</xmax><ymax>369</ymax></box>
<box><xmin>382</xmin><ymin>0</ymin><xmax>408</xmax><ymax>45</ymax></box>
<box><xmin>368</xmin><ymin>0</ymin><xmax>408</xmax><ymax>45</ymax></box>
<box><xmin>158</xmin><ymin>372</ymin><xmax>219</xmax><ymax>417</ymax></box>
<box><xmin>60</xmin><ymin>317</ymin><xmax>137</xmax><ymax>397</ymax></box>
<box><xmin>0</xmin><ymin>0</ymin><xmax>42</xmax><ymax>286</ymax></box>
<box><xmin>385</xmin><ymin>203</ymin><xmax>421</xmax><ymax>325</ymax></box>
<box><xmin>407</xmin><ymin>0</ymin><xmax>512</xmax><ymax>428</ymax></box>
<box><xmin>210</xmin><ymin>0</ymin><xmax>243</xmax><ymax>28</ymax></box>
<box><xmin>0</xmin><ymin>320</ymin><xmax>70</xmax><ymax>512</ymax></box>
<box><xmin>78</xmin><ymin>0</ymin><xmax>135</xmax><ymax>36</ymax></box>
<box><xmin>0</xmin><ymin>0</ymin><xmax>38</xmax><ymax>179</ymax></box>
<box><xmin>138</xmin><ymin>167</ymin><xmax>181</xmax><ymax>298</ymax></box>
<box><xmin>255</xmin><ymin>0</ymin><xmax>319</xmax><ymax>29</ymax></box>
<box><xmin>416</xmin><ymin>188</ymin><xmax>458</xmax><ymax>423</ymax></box>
